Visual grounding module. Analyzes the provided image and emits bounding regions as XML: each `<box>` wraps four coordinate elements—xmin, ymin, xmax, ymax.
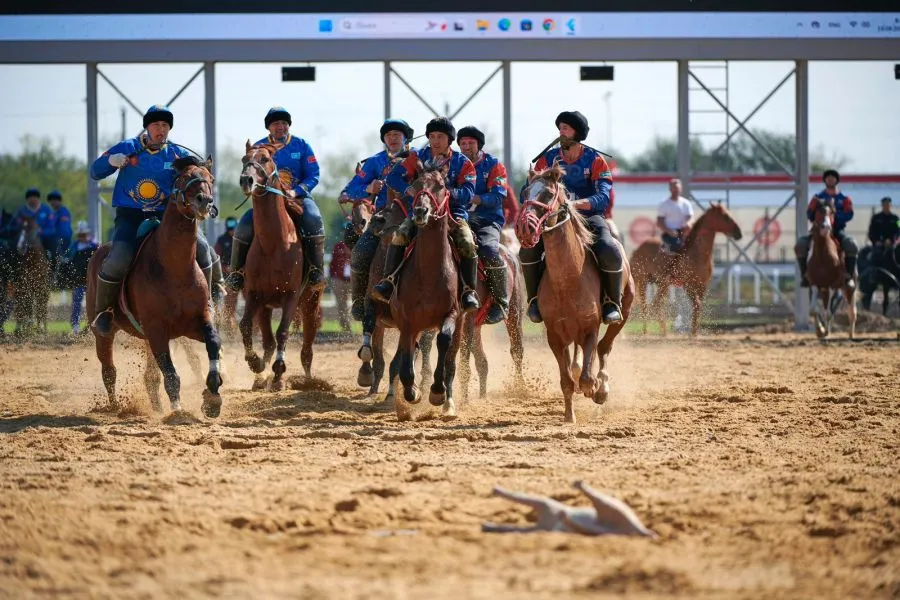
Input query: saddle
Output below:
<box><xmin>117</xmin><ymin>219</ymin><xmax>163</xmax><ymax>336</ymax></box>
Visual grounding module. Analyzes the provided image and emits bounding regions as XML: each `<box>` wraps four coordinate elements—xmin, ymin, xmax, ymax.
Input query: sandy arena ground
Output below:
<box><xmin>1</xmin><ymin>327</ymin><xmax>898</xmax><ymax>599</ymax></box>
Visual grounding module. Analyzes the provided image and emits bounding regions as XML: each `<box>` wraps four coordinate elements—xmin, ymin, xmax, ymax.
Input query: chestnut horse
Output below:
<box><xmin>630</xmin><ymin>201</ymin><xmax>742</xmax><ymax>337</ymax></box>
<box><xmin>237</xmin><ymin>141</ymin><xmax>322</xmax><ymax>391</ymax></box>
<box><xmin>12</xmin><ymin>215</ymin><xmax>50</xmax><ymax>336</ymax></box>
<box><xmin>516</xmin><ymin>165</ymin><xmax>634</xmax><ymax>424</ymax></box>
<box><xmin>457</xmin><ymin>247</ymin><xmax>525</xmax><ymax>401</ymax></box>
<box><xmin>387</xmin><ymin>164</ymin><xmax>464</xmax><ymax>422</ymax></box>
<box><xmin>346</xmin><ymin>195</ymin><xmax>436</xmax><ymax>401</ymax></box>
<box><xmin>806</xmin><ymin>201</ymin><xmax>857</xmax><ymax>339</ymax></box>
<box><xmin>86</xmin><ymin>156</ymin><xmax>223</xmax><ymax>416</ymax></box>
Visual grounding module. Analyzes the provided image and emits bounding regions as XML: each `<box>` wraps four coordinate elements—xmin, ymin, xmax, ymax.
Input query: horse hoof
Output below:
<box><xmin>441</xmin><ymin>401</ymin><xmax>457</xmax><ymax>419</ymax></box>
<box><xmin>247</xmin><ymin>355</ymin><xmax>266</xmax><ymax>373</ymax></box>
<box><xmin>205</xmin><ymin>372</ymin><xmax>223</xmax><ymax>395</ymax></box>
<box><xmin>404</xmin><ymin>385</ymin><xmax>421</xmax><ymax>405</ymax></box>
<box><xmin>201</xmin><ymin>390</ymin><xmax>222</xmax><ymax>418</ymax></box>
<box><xmin>358</xmin><ymin>345</ymin><xmax>373</xmax><ymax>362</ymax></box>
<box><xmin>579</xmin><ymin>377</ymin><xmax>595</xmax><ymax>398</ymax></box>
<box><xmin>270</xmin><ymin>377</ymin><xmax>285</xmax><ymax>392</ymax></box>
<box><xmin>428</xmin><ymin>390</ymin><xmax>446</xmax><ymax>407</ymax></box>
<box><xmin>357</xmin><ymin>363</ymin><xmax>374</xmax><ymax>388</ymax></box>
<box><xmin>272</xmin><ymin>359</ymin><xmax>286</xmax><ymax>377</ymax></box>
<box><xmin>251</xmin><ymin>376</ymin><xmax>267</xmax><ymax>391</ymax></box>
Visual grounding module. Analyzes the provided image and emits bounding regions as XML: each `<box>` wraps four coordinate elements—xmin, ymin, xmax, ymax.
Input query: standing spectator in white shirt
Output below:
<box><xmin>656</xmin><ymin>178</ymin><xmax>694</xmax><ymax>252</ymax></box>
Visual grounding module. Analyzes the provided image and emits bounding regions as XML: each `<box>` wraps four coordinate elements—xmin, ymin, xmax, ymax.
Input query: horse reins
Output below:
<box><xmin>413</xmin><ymin>186</ymin><xmax>450</xmax><ymax>220</ymax></box>
<box><xmin>172</xmin><ymin>171</ymin><xmax>217</xmax><ymax>221</ymax></box>
<box><xmin>235</xmin><ymin>154</ymin><xmax>287</xmax><ymax>210</ymax></box>
<box><xmin>516</xmin><ymin>181</ymin><xmax>566</xmax><ymax>249</ymax></box>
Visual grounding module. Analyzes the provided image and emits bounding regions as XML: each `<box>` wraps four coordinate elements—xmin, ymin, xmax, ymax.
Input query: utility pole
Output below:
<box><xmin>120</xmin><ymin>107</ymin><xmax>126</xmax><ymax>140</ymax></box>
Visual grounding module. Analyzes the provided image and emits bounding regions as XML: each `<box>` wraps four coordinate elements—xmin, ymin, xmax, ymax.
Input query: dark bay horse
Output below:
<box><xmin>807</xmin><ymin>201</ymin><xmax>857</xmax><ymax>338</ymax></box>
<box><xmin>238</xmin><ymin>141</ymin><xmax>322</xmax><ymax>391</ymax></box>
<box><xmin>859</xmin><ymin>242</ymin><xmax>900</xmax><ymax>316</ymax></box>
<box><xmin>86</xmin><ymin>157</ymin><xmax>223</xmax><ymax>416</ymax></box>
<box><xmin>347</xmin><ymin>194</ymin><xmax>436</xmax><ymax>401</ymax></box>
<box><xmin>12</xmin><ymin>215</ymin><xmax>50</xmax><ymax>337</ymax></box>
<box><xmin>517</xmin><ymin>165</ymin><xmax>634</xmax><ymax>424</ymax></box>
<box><xmin>387</xmin><ymin>164</ymin><xmax>464</xmax><ymax>422</ymax></box>
<box><xmin>630</xmin><ymin>201</ymin><xmax>742</xmax><ymax>337</ymax></box>
<box><xmin>458</xmin><ymin>247</ymin><xmax>525</xmax><ymax>401</ymax></box>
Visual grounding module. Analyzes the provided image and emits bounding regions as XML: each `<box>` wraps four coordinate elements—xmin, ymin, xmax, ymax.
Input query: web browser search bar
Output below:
<box><xmin>337</xmin><ymin>17</ymin><xmax>447</xmax><ymax>35</ymax></box>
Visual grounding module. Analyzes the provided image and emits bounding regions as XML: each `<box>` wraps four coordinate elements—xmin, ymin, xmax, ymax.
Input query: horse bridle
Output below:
<box><xmin>516</xmin><ymin>179</ymin><xmax>567</xmax><ymax>248</ymax></box>
<box><xmin>172</xmin><ymin>170</ymin><xmax>217</xmax><ymax>220</ymax></box>
<box><xmin>242</xmin><ymin>152</ymin><xmax>285</xmax><ymax>198</ymax></box>
<box><xmin>340</xmin><ymin>195</ymin><xmax>376</xmax><ymax>233</ymax></box>
<box><xmin>412</xmin><ymin>183</ymin><xmax>450</xmax><ymax>221</ymax></box>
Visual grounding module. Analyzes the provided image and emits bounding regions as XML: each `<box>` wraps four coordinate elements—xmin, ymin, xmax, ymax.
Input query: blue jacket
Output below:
<box><xmin>254</xmin><ymin>134</ymin><xmax>320</xmax><ymax>198</ymax></box>
<box><xmin>469</xmin><ymin>151</ymin><xmax>508</xmax><ymax>228</ymax></box>
<box><xmin>808</xmin><ymin>190</ymin><xmax>853</xmax><ymax>232</ymax></box>
<box><xmin>90</xmin><ymin>136</ymin><xmax>190</xmax><ymax>211</ymax></box>
<box><xmin>386</xmin><ymin>146</ymin><xmax>476</xmax><ymax>221</ymax></box>
<box><xmin>531</xmin><ymin>146</ymin><xmax>614</xmax><ymax>219</ymax></box>
<box><xmin>16</xmin><ymin>203</ymin><xmax>56</xmax><ymax>238</ymax></box>
<box><xmin>53</xmin><ymin>205</ymin><xmax>73</xmax><ymax>245</ymax></box>
<box><xmin>343</xmin><ymin>148</ymin><xmax>415</xmax><ymax>210</ymax></box>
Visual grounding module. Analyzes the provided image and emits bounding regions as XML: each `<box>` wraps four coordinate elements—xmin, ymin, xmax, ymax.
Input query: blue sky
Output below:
<box><xmin>0</xmin><ymin>60</ymin><xmax>897</xmax><ymax>173</ymax></box>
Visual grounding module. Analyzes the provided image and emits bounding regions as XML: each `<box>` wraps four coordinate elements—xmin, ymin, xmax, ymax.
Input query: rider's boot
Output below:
<box><xmin>225</xmin><ymin>237</ymin><xmax>250</xmax><ymax>291</ymax></box>
<box><xmin>459</xmin><ymin>256</ymin><xmax>480</xmax><ymax>313</ymax></box>
<box><xmin>845</xmin><ymin>255</ymin><xmax>857</xmax><ymax>291</ymax></box>
<box><xmin>521</xmin><ymin>257</ymin><xmax>544</xmax><ymax>324</ymax></box>
<box><xmin>600</xmin><ymin>269</ymin><xmax>625</xmax><ymax>325</ymax></box>
<box><xmin>90</xmin><ymin>275</ymin><xmax>121</xmax><ymax>338</ymax></box>
<box><xmin>303</xmin><ymin>234</ymin><xmax>327</xmax><ymax>291</ymax></box>
<box><xmin>371</xmin><ymin>244</ymin><xmax>404</xmax><ymax>303</ymax></box>
<box><xmin>484</xmin><ymin>264</ymin><xmax>509</xmax><ymax>324</ymax></box>
<box><xmin>796</xmin><ymin>254</ymin><xmax>810</xmax><ymax>288</ymax></box>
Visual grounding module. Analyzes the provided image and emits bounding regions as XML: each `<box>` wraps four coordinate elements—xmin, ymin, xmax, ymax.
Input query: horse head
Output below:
<box><xmin>239</xmin><ymin>141</ymin><xmax>285</xmax><ymax>197</ymax></box>
<box><xmin>410</xmin><ymin>160</ymin><xmax>450</xmax><ymax>227</ymax></box>
<box><xmin>812</xmin><ymin>200</ymin><xmax>835</xmax><ymax>239</ymax></box>
<box><xmin>172</xmin><ymin>156</ymin><xmax>216</xmax><ymax>221</ymax></box>
<box><xmin>16</xmin><ymin>215</ymin><xmax>41</xmax><ymax>256</ymax></box>
<box><xmin>343</xmin><ymin>192</ymin><xmax>375</xmax><ymax>237</ymax></box>
<box><xmin>702</xmin><ymin>201</ymin><xmax>743</xmax><ymax>241</ymax></box>
<box><xmin>516</xmin><ymin>163</ymin><xmax>569</xmax><ymax>248</ymax></box>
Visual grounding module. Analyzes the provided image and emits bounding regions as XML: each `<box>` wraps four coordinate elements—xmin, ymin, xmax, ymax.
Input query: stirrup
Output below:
<box><xmin>91</xmin><ymin>308</ymin><xmax>115</xmax><ymax>337</ymax></box>
<box><xmin>601</xmin><ymin>299</ymin><xmax>623</xmax><ymax>325</ymax></box>
<box><xmin>225</xmin><ymin>269</ymin><xmax>245</xmax><ymax>291</ymax></box>
<box><xmin>371</xmin><ymin>277</ymin><xmax>395</xmax><ymax>303</ymax></box>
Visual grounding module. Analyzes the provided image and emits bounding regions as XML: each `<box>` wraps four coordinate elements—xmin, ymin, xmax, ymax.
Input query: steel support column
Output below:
<box><xmin>502</xmin><ymin>60</ymin><xmax>512</xmax><ymax>170</ymax></box>
<box><xmin>86</xmin><ymin>62</ymin><xmax>101</xmax><ymax>241</ymax></box>
<box><xmin>794</xmin><ymin>59</ymin><xmax>810</xmax><ymax>330</ymax></box>
<box><xmin>677</xmin><ymin>60</ymin><xmax>691</xmax><ymax>195</ymax></box>
<box><xmin>384</xmin><ymin>61</ymin><xmax>391</xmax><ymax>120</ymax></box>
<box><xmin>203</xmin><ymin>62</ymin><xmax>217</xmax><ymax>241</ymax></box>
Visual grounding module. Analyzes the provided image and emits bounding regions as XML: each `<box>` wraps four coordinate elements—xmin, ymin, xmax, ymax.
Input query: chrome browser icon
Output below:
<box><xmin>542</xmin><ymin>18</ymin><xmax>555</xmax><ymax>31</ymax></box>
<box><xmin>498</xmin><ymin>18</ymin><xmax>511</xmax><ymax>31</ymax></box>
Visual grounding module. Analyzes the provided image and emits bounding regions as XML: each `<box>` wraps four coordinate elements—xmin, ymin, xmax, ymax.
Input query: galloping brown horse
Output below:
<box><xmin>346</xmin><ymin>194</ymin><xmax>436</xmax><ymax>401</ymax></box>
<box><xmin>516</xmin><ymin>165</ymin><xmax>634</xmax><ymax>424</ymax></box>
<box><xmin>458</xmin><ymin>247</ymin><xmax>525</xmax><ymax>401</ymax></box>
<box><xmin>630</xmin><ymin>201</ymin><xmax>742</xmax><ymax>336</ymax></box>
<box><xmin>237</xmin><ymin>141</ymin><xmax>322</xmax><ymax>391</ymax></box>
<box><xmin>387</xmin><ymin>164</ymin><xmax>464</xmax><ymax>422</ymax></box>
<box><xmin>86</xmin><ymin>156</ymin><xmax>223</xmax><ymax>416</ymax></box>
<box><xmin>806</xmin><ymin>201</ymin><xmax>857</xmax><ymax>338</ymax></box>
<box><xmin>12</xmin><ymin>215</ymin><xmax>50</xmax><ymax>336</ymax></box>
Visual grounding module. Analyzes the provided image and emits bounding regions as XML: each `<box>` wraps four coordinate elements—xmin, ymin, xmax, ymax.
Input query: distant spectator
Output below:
<box><xmin>63</xmin><ymin>221</ymin><xmax>99</xmax><ymax>335</ymax></box>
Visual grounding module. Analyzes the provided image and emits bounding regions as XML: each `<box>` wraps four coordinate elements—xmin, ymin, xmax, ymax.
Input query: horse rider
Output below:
<box><xmin>456</xmin><ymin>125</ymin><xmax>510</xmax><ymax>324</ymax></box>
<box><xmin>795</xmin><ymin>168</ymin><xmax>858</xmax><ymax>289</ymax></box>
<box><xmin>521</xmin><ymin>110</ymin><xmax>625</xmax><ymax>325</ymax></box>
<box><xmin>342</xmin><ymin>118</ymin><xmax>415</xmax><ymax>321</ymax></box>
<box><xmin>867</xmin><ymin>196</ymin><xmax>899</xmax><ymax>249</ymax></box>
<box><xmin>225</xmin><ymin>106</ymin><xmax>326</xmax><ymax>292</ymax></box>
<box><xmin>89</xmin><ymin>104</ymin><xmax>225</xmax><ymax>337</ymax></box>
<box><xmin>371</xmin><ymin>116</ymin><xmax>480</xmax><ymax>312</ymax></box>
<box><xmin>63</xmin><ymin>221</ymin><xmax>99</xmax><ymax>335</ymax></box>
<box><xmin>15</xmin><ymin>188</ymin><xmax>56</xmax><ymax>251</ymax></box>
<box><xmin>46</xmin><ymin>189</ymin><xmax>73</xmax><ymax>279</ymax></box>
<box><xmin>656</xmin><ymin>178</ymin><xmax>694</xmax><ymax>253</ymax></box>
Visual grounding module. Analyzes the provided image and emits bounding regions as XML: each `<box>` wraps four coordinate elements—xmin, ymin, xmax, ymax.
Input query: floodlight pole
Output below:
<box><xmin>86</xmin><ymin>62</ymin><xmax>101</xmax><ymax>241</ymax></box>
<box><xmin>794</xmin><ymin>59</ymin><xmax>810</xmax><ymax>330</ymax></box>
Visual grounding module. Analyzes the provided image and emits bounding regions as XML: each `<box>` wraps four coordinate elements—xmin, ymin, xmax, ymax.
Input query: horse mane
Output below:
<box><xmin>682</xmin><ymin>207</ymin><xmax>709</xmax><ymax>248</ymax></box>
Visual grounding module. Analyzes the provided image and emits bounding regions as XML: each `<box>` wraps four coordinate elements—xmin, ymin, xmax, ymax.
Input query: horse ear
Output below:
<box><xmin>205</xmin><ymin>155</ymin><xmax>214</xmax><ymax>170</ymax></box>
<box><xmin>245</xmin><ymin>139</ymin><xmax>252</xmax><ymax>153</ymax></box>
<box><xmin>528</xmin><ymin>165</ymin><xmax>537</xmax><ymax>181</ymax></box>
<box><xmin>416</xmin><ymin>159</ymin><xmax>425</xmax><ymax>173</ymax></box>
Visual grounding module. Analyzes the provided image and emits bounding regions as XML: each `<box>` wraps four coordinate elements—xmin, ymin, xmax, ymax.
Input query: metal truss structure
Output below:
<box><xmin>2</xmin><ymin>35</ymin><xmax>898</xmax><ymax>330</ymax></box>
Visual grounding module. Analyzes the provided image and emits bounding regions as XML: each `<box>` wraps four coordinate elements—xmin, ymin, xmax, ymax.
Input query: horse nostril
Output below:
<box><xmin>239</xmin><ymin>176</ymin><xmax>251</xmax><ymax>186</ymax></box>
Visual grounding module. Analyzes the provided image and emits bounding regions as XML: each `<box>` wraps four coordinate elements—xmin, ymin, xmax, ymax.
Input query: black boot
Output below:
<box><xmin>350</xmin><ymin>268</ymin><xmax>369</xmax><ymax>321</ymax></box>
<box><xmin>90</xmin><ymin>276</ymin><xmax>121</xmax><ymax>338</ymax></box>
<box><xmin>304</xmin><ymin>235</ymin><xmax>326</xmax><ymax>290</ymax></box>
<box><xmin>520</xmin><ymin>257</ymin><xmax>544</xmax><ymax>323</ymax></box>
<box><xmin>600</xmin><ymin>269</ymin><xmax>625</xmax><ymax>325</ymax></box>
<box><xmin>204</xmin><ymin>258</ymin><xmax>226</xmax><ymax>305</ymax></box>
<box><xmin>796</xmin><ymin>255</ymin><xmax>810</xmax><ymax>288</ymax></box>
<box><xmin>371</xmin><ymin>244</ymin><xmax>405</xmax><ymax>303</ymax></box>
<box><xmin>845</xmin><ymin>255</ymin><xmax>857</xmax><ymax>291</ymax></box>
<box><xmin>225</xmin><ymin>237</ymin><xmax>250</xmax><ymax>291</ymax></box>
<box><xmin>484</xmin><ymin>265</ymin><xmax>509</xmax><ymax>325</ymax></box>
<box><xmin>459</xmin><ymin>256</ymin><xmax>480</xmax><ymax>313</ymax></box>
